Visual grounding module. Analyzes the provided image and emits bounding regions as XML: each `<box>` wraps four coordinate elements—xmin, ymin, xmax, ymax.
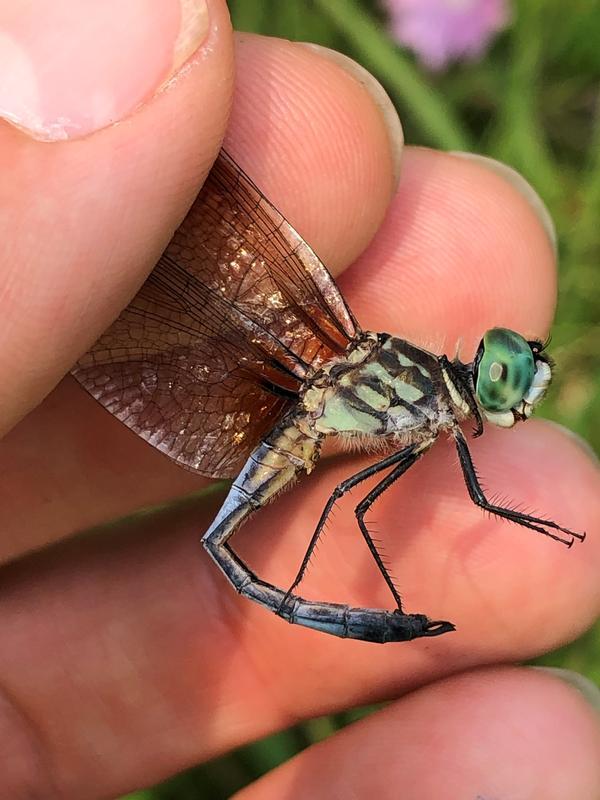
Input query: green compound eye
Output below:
<box><xmin>474</xmin><ymin>328</ymin><xmax>535</xmax><ymax>412</ymax></box>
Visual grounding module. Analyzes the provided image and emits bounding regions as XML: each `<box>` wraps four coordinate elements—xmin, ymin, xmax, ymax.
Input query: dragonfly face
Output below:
<box><xmin>471</xmin><ymin>328</ymin><xmax>553</xmax><ymax>427</ymax></box>
<box><xmin>73</xmin><ymin>150</ymin><xmax>584</xmax><ymax>645</ymax></box>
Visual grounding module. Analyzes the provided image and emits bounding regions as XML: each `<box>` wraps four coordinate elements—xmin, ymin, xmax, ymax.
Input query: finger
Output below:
<box><xmin>341</xmin><ymin>146</ymin><xmax>558</xmax><ymax>356</ymax></box>
<box><xmin>1</xmin><ymin>25</ymin><xmax>595</xmax><ymax>800</ymax></box>
<box><xmin>0</xmin><ymin>141</ymin><xmax>565</xmax><ymax>555</ymax></box>
<box><xmin>241</xmin><ymin>420</ymin><xmax>599</xmax><ymax>680</ymax></box>
<box><xmin>235</xmin><ymin>668</ymin><xmax>600</xmax><ymax>800</ymax></box>
<box><xmin>0</xmin><ymin>0</ymin><xmax>235</xmax><ymax>436</ymax></box>
<box><xmin>0</xmin><ymin>82</ymin><xmax>558</xmax><ymax>556</ymax></box>
<box><xmin>225</xmin><ymin>35</ymin><xmax>403</xmax><ymax>271</ymax></box>
<box><xmin>0</xmin><ymin>33</ymin><xmax>405</xmax><ymax>558</ymax></box>
<box><xmin>0</xmin><ymin>423</ymin><xmax>597</xmax><ymax>795</ymax></box>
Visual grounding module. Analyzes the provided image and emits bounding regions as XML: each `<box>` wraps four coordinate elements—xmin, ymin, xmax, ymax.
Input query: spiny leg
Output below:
<box><xmin>354</xmin><ymin>441</ymin><xmax>433</xmax><ymax>608</ymax></box>
<box><xmin>203</xmin><ymin>435</ymin><xmax>454</xmax><ymax>643</ymax></box>
<box><xmin>203</xmin><ymin>488</ymin><xmax>453</xmax><ymax>643</ymax></box>
<box><xmin>283</xmin><ymin>445</ymin><xmax>421</xmax><ymax>602</ymax></box>
<box><xmin>454</xmin><ymin>428</ymin><xmax>585</xmax><ymax>546</ymax></box>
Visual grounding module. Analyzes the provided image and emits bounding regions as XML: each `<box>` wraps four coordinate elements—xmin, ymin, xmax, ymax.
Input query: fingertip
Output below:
<box><xmin>444</xmin><ymin>418</ymin><xmax>600</xmax><ymax>652</ymax></box>
<box><xmin>225</xmin><ymin>33</ymin><xmax>401</xmax><ymax>272</ymax></box>
<box><xmin>342</xmin><ymin>147</ymin><xmax>558</xmax><ymax>356</ymax></box>
<box><xmin>449</xmin><ymin>151</ymin><xmax>557</xmax><ymax>254</ymax></box>
<box><xmin>236</xmin><ymin>667</ymin><xmax>600</xmax><ymax>800</ymax></box>
<box><xmin>297</xmin><ymin>42</ymin><xmax>404</xmax><ymax>186</ymax></box>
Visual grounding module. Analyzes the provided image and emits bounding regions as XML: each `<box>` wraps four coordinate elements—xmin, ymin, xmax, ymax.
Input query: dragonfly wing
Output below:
<box><xmin>181</xmin><ymin>149</ymin><xmax>359</xmax><ymax>372</ymax></box>
<box><xmin>74</xmin><ymin>352</ymin><xmax>293</xmax><ymax>480</ymax></box>
<box><xmin>73</xmin><ymin>150</ymin><xmax>359</xmax><ymax>478</ymax></box>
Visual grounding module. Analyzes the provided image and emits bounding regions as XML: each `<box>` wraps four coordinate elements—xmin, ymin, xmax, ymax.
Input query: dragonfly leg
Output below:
<box><xmin>454</xmin><ymin>428</ymin><xmax>586</xmax><ymax>546</ymax></box>
<box><xmin>203</xmin><ymin>487</ymin><xmax>453</xmax><ymax>642</ymax></box>
<box><xmin>205</xmin><ymin>514</ymin><xmax>453</xmax><ymax>642</ymax></box>
<box><xmin>282</xmin><ymin>445</ymin><xmax>422</xmax><ymax>604</ymax></box>
<box><xmin>202</xmin><ymin>433</ymin><xmax>454</xmax><ymax>643</ymax></box>
<box><xmin>354</xmin><ymin>440</ymin><xmax>433</xmax><ymax>609</ymax></box>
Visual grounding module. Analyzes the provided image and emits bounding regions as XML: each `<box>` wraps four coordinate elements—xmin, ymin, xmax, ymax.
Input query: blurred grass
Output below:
<box><xmin>125</xmin><ymin>1</ymin><xmax>599</xmax><ymax>797</ymax></box>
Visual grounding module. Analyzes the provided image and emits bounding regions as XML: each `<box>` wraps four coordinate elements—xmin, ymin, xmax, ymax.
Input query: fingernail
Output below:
<box><xmin>297</xmin><ymin>42</ymin><xmax>403</xmax><ymax>187</ymax></box>
<box><xmin>534</xmin><ymin>667</ymin><xmax>600</xmax><ymax>715</ymax></box>
<box><xmin>450</xmin><ymin>152</ymin><xmax>557</xmax><ymax>254</ymax></box>
<box><xmin>0</xmin><ymin>0</ymin><xmax>209</xmax><ymax>141</ymax></box>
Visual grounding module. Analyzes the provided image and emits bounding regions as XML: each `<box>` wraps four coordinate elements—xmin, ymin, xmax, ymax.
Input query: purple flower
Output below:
<box><xmin>383</xmin><ymin>0</ymin><xmax>510</xmax><ymax>71</ymax></box>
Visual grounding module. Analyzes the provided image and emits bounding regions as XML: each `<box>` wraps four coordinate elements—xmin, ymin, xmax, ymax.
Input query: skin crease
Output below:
<box><xmin>0</xmin><ymin>8</ymin><xmax>598</xmax><ymax>800</ymax></box>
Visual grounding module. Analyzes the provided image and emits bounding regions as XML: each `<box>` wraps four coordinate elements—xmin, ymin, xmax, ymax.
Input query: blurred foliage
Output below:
<box><xmin>126</xmin><ymin>0</ymin><xmax>599</xmax><ymax>797</ymax></box>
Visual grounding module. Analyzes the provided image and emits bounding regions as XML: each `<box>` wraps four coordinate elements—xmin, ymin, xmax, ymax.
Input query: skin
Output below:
<box><xmin>0</xmin><ymin>4</ymin><xmax>599</xmax><ymax>797</ymax></box>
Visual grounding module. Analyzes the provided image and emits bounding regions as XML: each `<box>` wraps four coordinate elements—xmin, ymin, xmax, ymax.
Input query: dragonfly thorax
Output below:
<box><xmin>301</xmin><ymin>332</ymin><xmax>456</xmax><ymax>443</ymax></box>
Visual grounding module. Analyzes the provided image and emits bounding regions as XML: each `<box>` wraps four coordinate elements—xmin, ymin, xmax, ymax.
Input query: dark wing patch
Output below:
<box><xmin>73</xmin><ymin>150</ymin><xmax>359</xmax><ymax>478</ymax></box>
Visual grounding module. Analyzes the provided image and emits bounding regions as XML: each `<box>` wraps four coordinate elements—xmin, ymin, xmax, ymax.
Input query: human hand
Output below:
<box><xmin>1</xmin><ymin>1</ymin><xmax>599</xmax><ymax>797</ymax></box>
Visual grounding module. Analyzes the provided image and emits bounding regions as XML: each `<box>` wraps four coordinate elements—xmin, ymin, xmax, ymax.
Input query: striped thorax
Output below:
<box><xmin>300</xmin><ymin>331</ymin><xmax>462</xmax><ymax>444</ymax></box>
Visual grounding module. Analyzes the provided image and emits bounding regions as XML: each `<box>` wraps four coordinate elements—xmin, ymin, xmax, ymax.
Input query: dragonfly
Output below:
<box><xmin>72</xmin><ymin>150</ymin><xmax>585</xmax><ymax>644</ymax></box>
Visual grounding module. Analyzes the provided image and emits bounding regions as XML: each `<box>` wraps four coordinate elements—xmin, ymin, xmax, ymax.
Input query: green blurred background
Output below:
<box><xmin>125</xmin><ymin>0</ymin><xmax>599</xmax><ymax>797</ymax></box>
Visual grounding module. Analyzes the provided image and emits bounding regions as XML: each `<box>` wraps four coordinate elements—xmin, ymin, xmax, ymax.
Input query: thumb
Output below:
<box><xmin>0</xmin><ymin>0</ymin><xmax>234</xmax><ymax>435</ymax></box>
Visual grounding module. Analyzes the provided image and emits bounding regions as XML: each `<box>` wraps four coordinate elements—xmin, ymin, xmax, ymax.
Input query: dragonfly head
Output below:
<box><xmin>472</xmin><ymin>328</ymin><xmax>552</xmax><ymax>428</ymax></box>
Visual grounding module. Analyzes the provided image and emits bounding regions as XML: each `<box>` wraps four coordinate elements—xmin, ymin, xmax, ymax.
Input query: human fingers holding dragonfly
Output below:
<box><xmin>0</xmin><ymin>2</ymin><xmax>599</xmax><ymax>797</ymax></box>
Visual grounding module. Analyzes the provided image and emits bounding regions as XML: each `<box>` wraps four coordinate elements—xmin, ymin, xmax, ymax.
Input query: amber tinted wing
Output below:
<box><xmin>73</xmin><ymin>150</ymin><xmax>359</xmax><ymax>478</ymax></box>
